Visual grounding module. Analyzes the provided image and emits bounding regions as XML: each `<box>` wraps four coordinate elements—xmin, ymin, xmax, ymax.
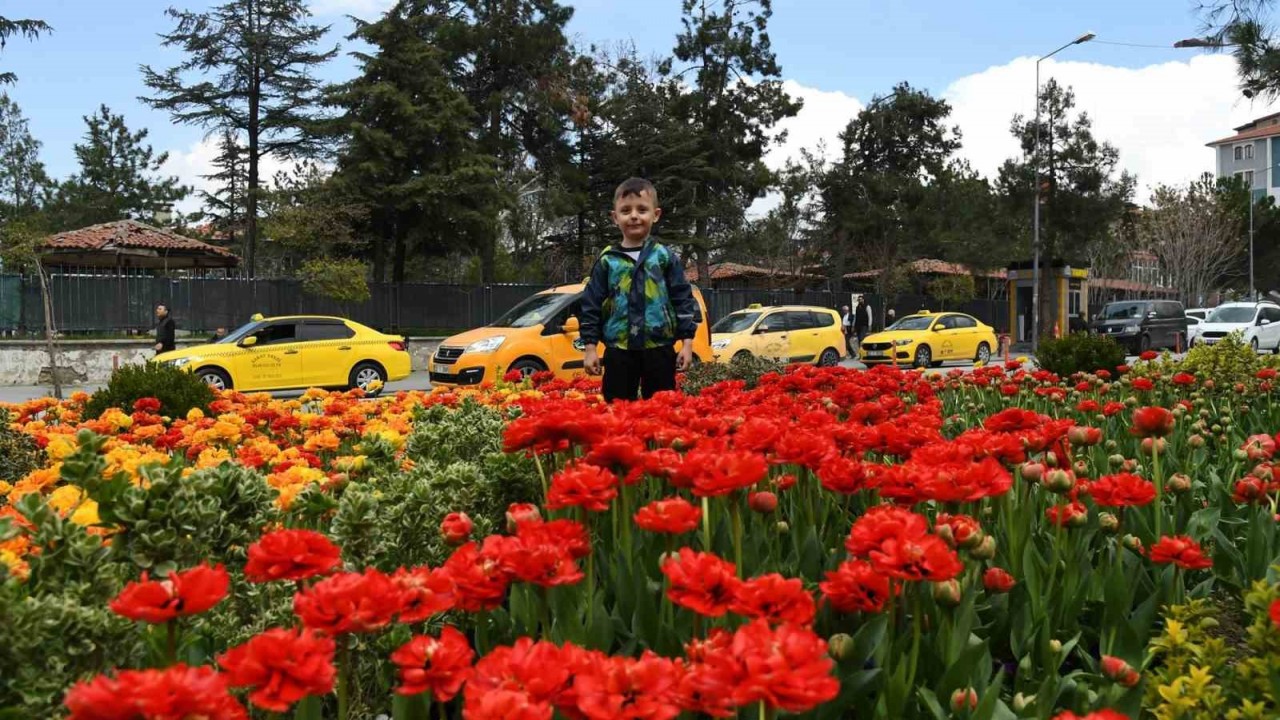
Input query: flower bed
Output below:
<box><xmin>3</xmin><ymin>359</ymin><xmax>1280</xmax><ymax>719</ymax></box>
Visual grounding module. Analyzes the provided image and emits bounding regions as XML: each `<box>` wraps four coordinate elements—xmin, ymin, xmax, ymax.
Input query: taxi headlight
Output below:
<box><xmin>465</xmin><ymin>336</ymin><xmax>506</xmax><ymax>354</ymax></box>
<box><xmin>892</xmin><ymin>339</ymin><xmax>915</xmax><ymax>346</ymax></box>
<box><xmin>711</xmin><ymin>338</ymin><xmax>732</xmax><ymax>350</ymax></box>
<box><xmin>169</xmin><ymin>357</ymin><xmax>197</xmax><ymax>368</ymax></box>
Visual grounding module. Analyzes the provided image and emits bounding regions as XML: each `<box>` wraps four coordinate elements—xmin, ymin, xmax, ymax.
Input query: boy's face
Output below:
<box><xmin>611</xmin><ymin>190</ymin><xmax>661</xmax><ymax>244</ymax></box>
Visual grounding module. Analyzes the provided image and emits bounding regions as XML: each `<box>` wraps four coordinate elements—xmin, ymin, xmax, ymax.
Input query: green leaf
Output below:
<box><xmin>391</xmin><ymin>694</ymin><xmax>432</xmax><ymax>720</ymax></box>
<box><xmin>293</xmin><ymin>695</ymin><xmax>323</xmax><ymax>720</ymax></box>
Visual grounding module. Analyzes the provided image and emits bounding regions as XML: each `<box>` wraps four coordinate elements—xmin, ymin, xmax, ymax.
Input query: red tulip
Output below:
<box><xmin>218</xmin><ymin>628</ymin><xmax>336</xmax><ymax>712</ymax></box>
<box><xmin>109</xmin><ymin>563</ymin><xmax>230</xmax><ymax>624</ymax></box>
<box><xmin>983</xmin><ymin>567</ymin><xmax>1016</xmax><ymax>594</ymax></box>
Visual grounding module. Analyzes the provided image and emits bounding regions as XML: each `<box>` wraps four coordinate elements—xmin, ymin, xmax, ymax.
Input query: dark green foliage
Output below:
<box><xmin>47</xmin><ymin>105</ymin><xmax>189</xmax><ymax>230</ymax></box>
<box><xmin>1034</xmin><ymin>333</ymin><xmax>1128</xmax><ymax>378</ymax></box>
<box><xmin>84</xmin><ymin>362</ymin><xmax>216</xmax><ymax>421</ymax></box>
<box><xmin>0</xmin><ymin>16</ymin><xmax>51</xmax><ymax>85</ymax></box>
<box><xmin>0</xmin><ymin>409</ymin><xmax>41</xmax><ymax>484</ymax></box>
<box><xmin>680</xmin><ymin>353</ymin><xmax>785</xmax><ymax>395</ymax></box>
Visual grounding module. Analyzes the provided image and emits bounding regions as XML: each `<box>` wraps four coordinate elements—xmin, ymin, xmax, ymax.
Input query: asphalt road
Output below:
<box><xmin>0</xmin><ymin>353</ymin><xmax>1173</xmax><ymax>405</ymax></box>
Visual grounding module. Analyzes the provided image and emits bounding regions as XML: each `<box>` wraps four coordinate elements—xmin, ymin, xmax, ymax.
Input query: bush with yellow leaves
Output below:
<box><xmin>1143</xmin><ymin>579</ymin><xmax>1280</xmax><ymax>720</ymax></box>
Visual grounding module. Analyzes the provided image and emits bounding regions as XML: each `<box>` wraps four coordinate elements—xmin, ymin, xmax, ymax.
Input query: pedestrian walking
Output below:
<box><xmin>840</xmin><ymin>304</ymin><xmax>853</xmax><ymax>353</ymax></box>
<box><xmin>154</xmin><ymin>304</ymin><xmax>176</xmax><ymax>355</ymax></box>
<box><xmin>853</xmin><ymin>295</ymin><xmax>872</xmax><ymax>353</ymax></box>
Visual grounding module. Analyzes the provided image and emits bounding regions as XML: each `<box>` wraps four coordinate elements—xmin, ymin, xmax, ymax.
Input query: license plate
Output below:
<box><xmin>864</xmin><ymin>350</ymin><xmax>885</xmax><ymax>358</ymax></box>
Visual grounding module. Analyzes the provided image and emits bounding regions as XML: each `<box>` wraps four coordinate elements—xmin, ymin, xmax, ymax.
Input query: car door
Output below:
<box><xmin>750</xmin><ymin>311</ymin><xmax>791</xmax><ymax>360</ymax></box>
<box><xmin>231</xmin><ymin>320</ymin><xmax>305</xmax><ymax>391</ymax></box>
<box><xmin>931</xmin><ymin>314</ymin><xmax>959</xmax><ymax>360</ymax></box>
<box><xmin>783</xmin><ymin>311</ymin><xmax>819</xmax><ymax>363</ymax></box>
<box><xmin>545</xmin><ymin>298</ymin><xmax>584</xmax><ymax>379</ymax></box>
<box><xmin>949</xmin><ymin>314</ymin><xmax>981</xmax><ymax>360</ymax></box>
<box><xmin>1264</xmin><ymin>306</ymin><xmax>1280</xmax><ymax>350</ymax></box>
<box><xmin>298</xmin><ymin>320</ymin><xmax>357</xmax><ymax>387</ymax></box>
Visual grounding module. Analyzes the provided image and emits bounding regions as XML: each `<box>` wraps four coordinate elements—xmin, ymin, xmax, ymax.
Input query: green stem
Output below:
<box><xmin>701</xmin><ymin>496</ymin><xmax>712</xmax><ymax>551</ymax></box>
<box><xmin>538</xmin><ymin>585</ymin><xmax>553</xmax><ymax>641</ymax></box>
<box><xmin>905</xmin><ymin>590</ymin><xmax>923</xmax><ymax>695</ymax></box>
<box><xmin>729</xmin><ymin>498</ymin><xmax>744</xmax><ymax>577</ymax></box>
<box><xmin>337</xmin><ymin>636</ymin><xmax>351</xmax><ymax>720</ymax></box>
<box><xmin>534</xmin><ymin>453</ymin><xmax>547</xmax><ymax>501</ymax></box>
<box><xmin>439</xmin><ymin>699</ymin><xmax>447</xmax><ymax>720</ymax></box>
<box><xmin>165</xmin><ymin>620</ymin><xmax>177</xmax><ymax>666</ymax></box>
<box><xmin>1152</xmin><ymin>441</ymin><xmax>1164</xmax><ymax>539</ymax></box>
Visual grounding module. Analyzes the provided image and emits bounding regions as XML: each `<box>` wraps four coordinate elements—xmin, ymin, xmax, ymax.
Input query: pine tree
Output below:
<box><xmin>0</xmin><ymin>16</ymin><xmax>50</xmax><ymax>85</ymax></box>
<box><xmin>141</xmin><ymin>0</ymin><xmax>338</xmax><ymax>277</ymax></box>
<box><xmin>51</xmin><ymin>105</ymin><xmax>189</xmax><ymax>229</ymax></box>
<box><xmin>326</xmin><ymin>0</ymin><xmax>508</xmax><ymax>283</ymax></box>
<box><xmin>0</xmin><ymin>94</ymin><xmax>49</xmax><ymax>221</ymax></box>
<box><xmin>671</xmin><ymin>0</ymin><xmax>801</xmax><ymax>281</ymax></box>
<box><xmin>199</xmin><ymin>130</ymin><xmax>249</xmax><ymax>251</ymax></box>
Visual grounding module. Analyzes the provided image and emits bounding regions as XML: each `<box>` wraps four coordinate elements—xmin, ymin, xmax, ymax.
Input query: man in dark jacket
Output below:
<box><xmin>155</xmin><ymin>304</ymin><xmax>176</xmax><ymax>354</ymax></box>
<box><xmin>852</xmin><ymin>296</ymin><xmax>872</xmax><ymax>350</ymax></box>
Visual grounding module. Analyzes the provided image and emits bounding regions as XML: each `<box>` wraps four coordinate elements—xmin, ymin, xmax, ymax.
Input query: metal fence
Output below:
<box><xmin>0</xmin><ymin>274</ymin><xmax>1010</xmax><ymax>337</ymax></box>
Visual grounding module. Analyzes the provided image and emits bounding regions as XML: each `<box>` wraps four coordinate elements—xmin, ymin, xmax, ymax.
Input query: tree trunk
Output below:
<box><xmin>372</xmin><ymin>213</ymin><xmax>387</xmax><ymax>283</ymax></box>
<box><xmin>392</xmin><ymin>219</ymin><xmax>407</xmax><ymax>283</ymax></box>
<box><xmin>37</xmin><ymin>262</ymin><xmax>62</xmax><ymax>400</ymax></box>
<box><xmin>246</xmin><ymin>83</ymin><xmax>260</xmax><ymax>279</ymax></box>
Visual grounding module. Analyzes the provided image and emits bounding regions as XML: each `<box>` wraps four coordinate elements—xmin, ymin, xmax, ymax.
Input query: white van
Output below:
<box><xmin>1192</xmin><ymin>302</ymin><xmax>1280</xmax><ymax>353</ymax></box>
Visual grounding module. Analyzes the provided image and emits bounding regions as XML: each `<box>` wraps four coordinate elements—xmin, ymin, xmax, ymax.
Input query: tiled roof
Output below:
<box><xmin>44</xmin><ymin>220</ymin><xmax>238</xmax><ymax>259</ymax></box>
<box><xmin>845</xmin><ymin>258</ymin><xmax>1007</xmax><ymax>280</ymax></box>
<box><xmin>684</xmin><ymin>262</ymin><xmax>822</xmax><ymax>282</ymax></box>
<box><xmin>1207</xmin><ymin>123</ymin><xmax>1280</xmax><ymax>146</ymax></box>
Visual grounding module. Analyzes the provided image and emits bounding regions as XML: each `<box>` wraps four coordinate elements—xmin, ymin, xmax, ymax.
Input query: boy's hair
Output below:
<box><xmin>614</xmin><ymin>177</ymin><xmax>658</xmax><ymax>204</ymax></box>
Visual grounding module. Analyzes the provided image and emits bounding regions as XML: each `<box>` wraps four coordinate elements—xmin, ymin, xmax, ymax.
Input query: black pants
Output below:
<box><xmin>602</xmin><ymin>346</ymin><xmax>677</xmax><ymax>403</ymax></box>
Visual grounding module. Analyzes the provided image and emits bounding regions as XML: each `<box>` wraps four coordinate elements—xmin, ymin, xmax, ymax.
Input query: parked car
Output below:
<box><xmin>429</xmin><ymin>283</ymin><xmax>714</xmax><ymax>386</ymax></box>
<box><xmin>859</xmin><ymin>311</ymin><xmax>998</xmax><ymax>368</ymax></box>
<box><xmin>710</xmin><ymin>305</ymin><xmax>846</xmax><ymax>366</ymax></box>
<box><xmin>154</xmin><ymin>315</ymin><xmax>411</xmax><ymax>394</ymax></box>
<box><xmin>1190</xmin><ymin>301</ymin><xmax>1280</xmax><ymax>353</ymax></box>
<box><xmin>1089</xmin><ymin>300</ymin><xmax>1187</xmax><ymax>353</ymax></box>
<box><xmin>1186</xmin><ymin>308</ymin><xmax>1211</xmax><ymax>322</ymax></box>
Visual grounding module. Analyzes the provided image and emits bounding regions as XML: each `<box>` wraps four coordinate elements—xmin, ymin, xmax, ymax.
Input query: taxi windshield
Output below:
<box><xmin>888</xmin><ymin>315</ymin><xmax>934</xmax><ymax>331</ymax></box>
<box><xmin>220</xmin><ymin>321</ymin><xmax>265</xmax><ymax>344</ymax></box>
<box><xmin>712</xmin><ymin>312</ymin><xmax>762</xmax><ymax>334</ymax></box>
<box><xmin>491</xmin><ymin>293</ymin><xmax>573</xmax><ymax>328</ymax></box>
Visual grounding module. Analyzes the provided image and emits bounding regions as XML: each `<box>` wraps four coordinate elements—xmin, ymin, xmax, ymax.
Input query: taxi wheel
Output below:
<box><xmin>817</xmin><ymin>348</ymin><xmax>840</xmax><ymax>367</ymax></box>
<box><xmin>349</xmin><ymin>362</ymin><xmax>387</xmax><ymax>395</ymax></box>
<box><xmin>913</xmin><ymin>345</ymin><xmax>932</xmax><ymax>368</ymax></box>
<box><xmin>510</xmin><ymin>358</ymin><xmax>546</xmax><ymax>379</ymax></box>
<box><xmin>197</xmin><ymin>367</ymin><xmax>232</xmax><ymax>391</ymax></box>
<box><xmin>974</xmin><ymin>342</ymin><xmax>991</xmax><ymax>364</ymax></box>
<box><xmin>733</xmin><ymin>350</ymin><xmax>753</xmax><ymax>362</ymax></box>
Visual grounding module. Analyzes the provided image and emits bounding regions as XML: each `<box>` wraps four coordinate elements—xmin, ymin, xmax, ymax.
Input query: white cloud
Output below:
<box><xmin>308</xmin><ymin>0</ymin><xmax>393</xmax><ymax>19</ymax></box>
<box><xmin>763</xmin><ymin>80</ymin><xmax>864</xmax><ymax>170</ymax></box>
<box><xmin>162</xmin><ymin>136</ymin><xmax>299</xmax><ymax>216</ymax></box>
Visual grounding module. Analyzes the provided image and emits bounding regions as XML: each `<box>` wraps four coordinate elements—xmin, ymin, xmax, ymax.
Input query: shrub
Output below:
<box><xmin>681</xmin><ymin>353</ymin><xmax>786</xmax><ymax>395</ymax></box>
<box><xmin>84</xmin><ymin>362</ymin><xmax>216</xmax><ymax>420</ymax></box>
<box><xmin>1179</xmin><ymin>331</ymin><xmax>1278</xmax><ymax>386</ymax></box>
<box><xmin>0</xmin><ymin>408</ymin><xmax>41</xmax><ymax>485</ymax></box>
<box><xmin>298</xmin><ymin>257</ymin><xmax>371</xmax><ymax>304</ymax></box>
<box><xmin>1034</xmin><ymin>332</ymin><xmax>1128</xmax><ymax>377</ymax></box>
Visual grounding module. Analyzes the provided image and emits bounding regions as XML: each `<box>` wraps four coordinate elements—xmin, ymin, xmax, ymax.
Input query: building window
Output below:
<box><xmin>1247</xmin><ymin>144</ymin><xmax>1256</xmax><ymax>159</ymax></box>
<box><xmin>1068</xmin><ymin>289</ymin><xmax>1082</xmax><ymax>317</ymax></box>
<box><xmin>1246</xmin><ymin>170</ymin><xmax>1255</xmax><ymax>186</ymax></box>
<box><xmin>1236</xmin><ymin>145</ymin><xmax>1245</xmax><ymax>160</ymax></box>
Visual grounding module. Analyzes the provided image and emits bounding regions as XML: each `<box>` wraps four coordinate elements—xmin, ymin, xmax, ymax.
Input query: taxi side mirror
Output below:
<box><xmin>562</xmin><ymin>317</ymin><xmax>580</xmax><ymax>334</ymax></box>
<box><xmin>238</xmin><ymin>335</ymin><xmax>258</xmax><ymax>348</ymax></box>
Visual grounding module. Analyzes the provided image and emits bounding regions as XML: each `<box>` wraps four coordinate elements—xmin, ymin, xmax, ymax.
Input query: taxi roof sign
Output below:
<box><xmin>746</xmin><ymin>303</ymin><xmax>763</xmax><ymax>309</ymax></box>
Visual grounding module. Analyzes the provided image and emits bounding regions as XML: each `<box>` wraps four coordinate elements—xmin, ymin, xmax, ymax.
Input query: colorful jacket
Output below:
<box><xmin>579</xmin><ymin>239</ymin><xmax>700</xmax><ymax>350</ymax></box>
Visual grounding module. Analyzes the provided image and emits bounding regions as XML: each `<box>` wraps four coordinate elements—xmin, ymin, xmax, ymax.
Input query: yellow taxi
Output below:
<box><xmin>710</xmin><ymin>304</ymin><xmax>846</xmax><ymax>366</ymax></box>
<box><xmin>859</xmin><ymin>311</ymin><xmax>997</xmax><ymax>368</ymax></box>
<box><xmin>153</xmin><ymin>315</ymin><xmax>412</xmax><ymax>395</ymax></box>
<box><xmin>429</xmin><ymin>283</ymin><xmax>714</xmax><ymax>386</ymax></box>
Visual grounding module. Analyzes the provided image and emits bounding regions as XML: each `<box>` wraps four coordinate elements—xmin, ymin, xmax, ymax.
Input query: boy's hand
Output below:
<box><xmin>676</xmin><ymin>344</ymin><xmax>693</xmax><ymax>371</ymax></box>
<box><xmin>584</xmin><ymin>346</ymin><xmax>602</xmax><ymax>376</ymax></box>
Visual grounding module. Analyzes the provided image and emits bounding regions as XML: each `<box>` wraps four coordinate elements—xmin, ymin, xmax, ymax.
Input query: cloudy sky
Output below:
<box><xmin>3</xmin><ymin>0</ymin><xmax>1277</xmax><ymax>211</ymax></box>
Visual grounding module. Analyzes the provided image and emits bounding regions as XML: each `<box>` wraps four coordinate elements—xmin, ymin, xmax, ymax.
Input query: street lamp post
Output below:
<box><xmin>1032</xmin><ymin>31</ymin><xmax>1095</xmax><ymax>352</ymax></box>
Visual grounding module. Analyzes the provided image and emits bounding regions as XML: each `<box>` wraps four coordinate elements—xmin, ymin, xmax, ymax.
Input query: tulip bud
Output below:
<box><xmin>776</xmin><ymin>521</ymin><xmax>790</xmax><ymax>535</ymax></box>
<box><xmin>1043</xmin><ymin>468</ymin><xmax>1075</xmax><ymax>494</ymax></box>
<box><xmin>1140</xmin><ymin>437</ymin><xmax>1166</xmax><ymax>457</ymax></box>
<box><xmin>748</xmin><ymin>491</ymin><xmax>778</xmax><ymax>514</ymax></box>
<box><xmin>1211</xmin><ymin>424</ymin><xmax>1223</xmax><ymax>434</ymax></box>
<box><xmin>1122</xmin><ymin>534</ymin><xmax>1144</xmax><ymax>553</ymax></box>
<box><xmin>828</xmin><ymin>633</ymin><xmax>855</xmax><ymax>662</ymax></box>
<box><xmin>1073</xmin><ymin>460</ymin><xmax>1089</xmax><ymax>476</ymax></box>
<box><xmin>1098</xmin><ymin>512</ymin><xmax>1120</xmax><ymax>533</ymax></box>
<box><xmin>1199</xmin><ymin>617</ymin><xmax>1219</xmax><ymax>630</ymax></box>
<box><xmin>658</xmin><ymin>551</ymin><xmax>679</xmax><ymax>569</ymax></box>
<box><xmin>1012</xmin><ymin>693</ymin><xmax>1033</xmax><ymax>712</ymax></box>
<box><xmin>440</xmin><ymin>511</ymin><xmax>473</xmax><ymax>546</ymax></box>
<box><xmin>1045</xmin><ymin>451</ymin><xmax>1059</xmax><ymax>468</ymax></box>
<box><xmin>505</xmin><ymin>503</ymin><xmax>542</xmax><ymax>533</ymax></box>
<box><xmin>983</xmin><ymin>567</ymin><xmax>1016</xmax><ymax>593</ymax></box>
<box><xmin>1166</xmin><ymin>473</ymin><xmax>1191</xmax><ymax>494</ymax></box>
<box><xmin>1188</xmin><ymin>434</ymin><xmax>1205</xmax><ymax>449</ymax></box>
<box><xmin>1105</xmin><ymin>439</ymin><xmax>1118</xmax><ymax>452</ymax></box>
<box><xmin>1234</xmin><ymin>448</ymin><xmax>1250</xmax><ymax>462</ymax></box>
<box><xmin>970</xmin><ymin>535</ymin><xmax>997</xmax><ymax>560</ymax></box>
<box><xmin>933</xmin><ymin>579</ymin><xmax>962</xmax><ymax>607</ymax></box>
<box><xmin>1203</xmin><ymin>379</ymin><xmax>1215</xmax><ymax>390</ymax></box>
<box><xmin>1108</xmin><ymin>454</ymin><xmax>1125</xmax><ymax>469</ymax></box>
<box><xmin>1020</xmin><ymin>462</ymin><xmax>1045</xmax><ymax>483</ymax></box>
<box><xmin>950</xmin><ymin>688</ymin><xmax>978</xmax><ymax>714</ymax></box>
<box><xmin>1254</xmin><ymin>464</ymin><xmax>1272</xmax><ymax>480</ymax></box>
<box><xmin>1124</xmin><ymin>396</ymin><xmax>1138</xmax><ymax>407</ymax></box>
<box><xmin>1049</xmin><ymin>639</ymin><xmax>1063</xmax><ymax>655</ymax></box>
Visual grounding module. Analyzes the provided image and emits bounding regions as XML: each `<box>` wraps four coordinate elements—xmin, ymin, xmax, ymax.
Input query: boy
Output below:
<box><xmin>580</xmin><ymin>178</ymin><xmax>700</xmax><ymax>403</ymax></box>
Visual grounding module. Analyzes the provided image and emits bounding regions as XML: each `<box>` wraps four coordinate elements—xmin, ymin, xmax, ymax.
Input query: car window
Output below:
<box><xmin>712</xmin><ymin>312</ymin><xmax>762</xmax><ymax>333</ymax></box>
<box><xmin>1158</xmin><ymin>302</ymin><xmax>1183</xmax><ymax>318</ymax></box>
<box><xmin>889</xmin><ymin>315</ymin><xmax>935</xmax><ymax>331</ymax></box>
<box><xmin>757</xmin><ymin>313</ymin><xmax>787</xmax><ymax>332</ymax></box>
<box><xmin>1187</xmin><ymin>317</ymin><xmax>1200</xmax><ymax>326</ymax></box>
<box><xmin>785</xmin><ymin>311</ymin><xmax>816</xmax><ymax>330</ymax></box>
<box><xmin>299</xmin><ymin>322</ymin><xmax>355</xmax><ymax>341</ymax></box>
<box><xmin>255</xmin><ymin>322</ymin><xmax>298</xmax><ymax>346</ymax></box>
<box><xmin>811</xmin><ymin>311</ymin><xmax>836</xmax><ymax>328</ymax></box>
<box><xmin>1099</xmin><ymin>302</ymin><xmax>1147</xmax><ymax>320</ymax></box>
<box><xmin>1207</xmin><ymin>306</ymin><xmax>1258</xmax><ymax>324</ymax></box>
<box><xmin>1266</xmin><ymin>306</ymin><xmax>1280</xmax><ymax>322</ymax></box>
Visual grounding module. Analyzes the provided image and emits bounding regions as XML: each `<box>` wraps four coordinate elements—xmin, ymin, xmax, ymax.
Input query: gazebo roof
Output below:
<box><xmin>42</xmin><ymin>220</ymin><xmax>239</xmax><ymax>269</ymax></box>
